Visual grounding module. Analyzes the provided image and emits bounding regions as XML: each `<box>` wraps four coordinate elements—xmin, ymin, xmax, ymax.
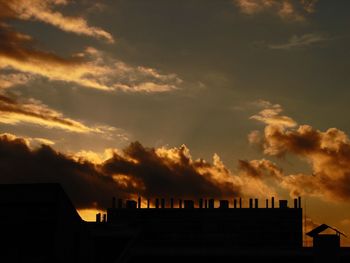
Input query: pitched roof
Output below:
<box><xmin>306</xmin><ymin>224</ymin><xmax>347</xmax><ymax>237</ymax></box>
<box><xmin>0</xmin><ymin>183</ymin><xmax>82</xmax><ymax>223</ymax></box>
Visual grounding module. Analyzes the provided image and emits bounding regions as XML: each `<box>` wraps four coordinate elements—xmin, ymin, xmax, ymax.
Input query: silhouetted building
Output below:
<box><xmin>0</xmin><ymin>184</ymin><xmax>91</xmax><ymax>263</ymax></box>
<box><xmin>306</xmin><ymin>224</ymin><xmax>347</xmax><ymax>263</ymax></box>
<box><xmin>107</xmin><ymin>198</ymin><xmax>302</xmax><ymax>250</ymax></box>
<box><xmin>105</xmin><ymin>197</ymin><xmax>350</xmax><ymax>263</ymax></box>
<box><xmin>307</xmin><ymin>224</ymin><xmax>346</xmax><ymax>250</ymax></box>
<box><xmin>2</xmin><ymin>184</ymin><xmax>350</xmax><ymax>263</ymax></box>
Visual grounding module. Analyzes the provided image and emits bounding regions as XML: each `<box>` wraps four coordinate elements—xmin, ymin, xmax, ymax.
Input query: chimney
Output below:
<box><xmin>155</xmin><ymin>198</ymin><xmax>160</xmax><ymax>209</ymax></box>
<box><xmin>126</xmin><ymin>200</ymin><xmax>137</xmax><ymax>209</ymax></box>
<box><xmin>249</xmin><ymin>198</ymin><xmax>253</xmax><ymax>208</ymax></box>
<box><xmin>96</xmin><ymin>213</ymin><xmax>101</xmax><ymax>223</ymax></box>
<box><xmin>112</xmin><ymin>197</ymin><xmax>116</xmax><ymax>208</ymax></box>
<box><xmin>294</xmin><ymin>198</ymin><xmax>298</xmax><ymax>208</ymax></box>
<box><xmin>147</xmin><ymin>198</ymin><xmax>150</xmax><ymax>208</ymax></box>
<box><xmin>170</xmin><ymin>198</ymin><xmax>174</xmax><ymax>208</ymax></box>
<box><xmin>179</xmin><ymin>199</ymin><xmax>183</xmax><ymax>208</ymax></box>
<box><xmin>298</xmin><ymin>196</ymin><xmax>301</xmax><ymax>208</ymax></box>
<box><xmin>161</xmin><ymin>198</ymin><xmax>165</xmax><ymax>209</ymax></box>
<box><xmin>199</xmin><ymin>198</ymin><xmax>203</xmax><ymax>208</ymax></box>
<box><xmin>239</xmin><ymin>198</ymin><xmax>242</xmax><ymax>208</ymax></box>
<box><xmin>234</xmin><ymin>199</ymin><xmax>237</xmax><ymax>208</ymax></box>
<box><xmin>184</xmin><ymin>200</ymin><xmax>194</xmax><ymax>209</ymax></box>
<box><xmin>254</xmin><ymin>198</ymin><xmax>258</xmax><ymax>208</ymax></box>
<box><xmin>102</xmin><ymin>214</ymin><xmax>107</xmax><ymax>223</ymax></box>
<box><xmin>266</xmin><ymin>199</ymin><xmax>268</xmax><ymax>208</ymax></box>
<box><xmin>205</xmin><ymin>199</ymin><xmax>208</xmax><ymax>208</ymax></box>
<box><xmin>219</xmin><ymin>200</ymin><xmax>229</xmax><ymax>209</ymax></box>
<box><xmin>279</xmin><ymin>200</ymin><xmax>288</xmax><ymax>208</ymax></box>
<box><xmin>209</xmin><ymin>198</ymin><xmax>215</xmax><ymax>209</ymax></box>
<box><xmin>138</xmin><ymin>196</ymin><xmax>141</xmax><ymax>209</ymax></box>
<box><xmin>271</xmin><ymin>197</ymin><xmax>275</xmax><ymax>209</ymax></box>
<box><xmin>118</xmin><ymin>198</ymin><xmax>123</xmax><ymax>209</ymax></box>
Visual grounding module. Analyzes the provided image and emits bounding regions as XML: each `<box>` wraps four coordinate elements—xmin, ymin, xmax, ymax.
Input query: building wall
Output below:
<box><xmin>107</xmin><ymin>208</ymin><xmax>303</xmax><ymax>248</ymax></box>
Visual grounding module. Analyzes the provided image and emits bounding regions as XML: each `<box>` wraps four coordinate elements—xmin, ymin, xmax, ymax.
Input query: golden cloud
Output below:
<box><xmin>0</xmin><ymin>72</ymin><xmax>32</xmax><ymax>89</ymax></box>
<box><xmin>234</xmin><ymin>0</ymin><xmax>318</xmax><ymax>21</ymax></box>
<box><xmin>0</xmin><ymin>0</ymin><xmax>114</xmax><ymax>42</ymax></box>
<box><xmin>0</xmin><ymin>1</ymin><xmax>181</xmax><ymax>93</ymax></box>
<box><xmin>250</xmin><ymin>102</ymin><xmax>297</xmax><ymax>128</ymax></box>
<box><xmin>0</xmin><ymin>94</ymin><xmax>122</xmax><ymax>136</ymax></box>
<box><xmin>0</xmin><ymin>24</ymin><xmax>181</xmax><ymax>92</ymax></box>
<box><xmin>249</xmin><ymin>101</ymin><xmax>350</xmax><ymax>202</ymax></box>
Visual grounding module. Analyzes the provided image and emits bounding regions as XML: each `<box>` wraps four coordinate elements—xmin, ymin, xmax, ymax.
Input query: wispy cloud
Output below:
<box><xmin>0</xmin><ymin>24</ymin><xmax>181</xmax><ymax>93</ymax></box>
<box><xmin>0</xmin><ymin>94</ymin><xmax>125</xmax><ymax>137</ymax></box>
<box><xmin>0</xmin><ymin>0</ymin><xmax>114</xmax><ymax>43</ymax></box>
<box><xmin>268</xmin><ymin>33</ymin><xmax>330</xmax><ymax>50</ymax></box>
<box><xmin>249</xmin><ymin>100</ymin><xmax>297</xmax><ymax>128</ymax></box>
<box><xmin>88</xmin><ymin>48</ymin><xmax>182</xmax><ymax>92</ymax></box>
<box><xmin>234</xmin><ymin>0</ymin><xmax>318</xmax><ymax>22</ymax></box>
<box><xmin>0</xmin><ymin>0</ymin><xmax>177</xmax><ymax>140</ymax></box>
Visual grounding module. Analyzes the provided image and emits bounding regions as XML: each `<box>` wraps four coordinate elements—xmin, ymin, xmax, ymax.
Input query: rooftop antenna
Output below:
<box><xmin>304</xmin><ymin>197</ymin><xmax>307</xmax><ymax>247</ymax></box>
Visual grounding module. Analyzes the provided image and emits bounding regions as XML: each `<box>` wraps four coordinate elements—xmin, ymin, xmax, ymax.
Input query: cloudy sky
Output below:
<box><xmin>1</xmin><ymin>0</ymin><xmax>350</xmax><ymax>245</ymax></box>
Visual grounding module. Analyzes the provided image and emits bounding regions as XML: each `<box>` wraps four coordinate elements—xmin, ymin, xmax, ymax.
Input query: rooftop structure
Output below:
<box><xmin>106</xmin><ymin>197</ymin><xmax>303</xmax><ymax>249</ymax></box>
<box><xmin>307</xmin><ymin>224</ymin><xmax>347</xmax><ymax>251</ymax></box>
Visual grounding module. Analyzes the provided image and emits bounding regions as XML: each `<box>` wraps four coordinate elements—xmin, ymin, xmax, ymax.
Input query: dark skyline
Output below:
<box><xmin>0</xmin><ymin>0</ymin><xmax>350</xmax><ymax>246</ymax></box>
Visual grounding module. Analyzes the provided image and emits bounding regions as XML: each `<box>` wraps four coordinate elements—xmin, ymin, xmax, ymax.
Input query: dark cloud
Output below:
<box><xmin>103</xmin><ymin>142</ymin><xmax>241</xmax><ymax>199</ymax></box>
<box><xmin>238</xmin><ymin>159</ymin><xmax>283</xmax><ymax>179</ymax></box>
<box><xmin>0</xmin><ymin>133</ymin><xmax>119</xmax><ymax>209</ymax></box>
<box><xmin>0</xmin><ymin>134</ymin><xmax>244</xmax><ymax>209</ymax></box>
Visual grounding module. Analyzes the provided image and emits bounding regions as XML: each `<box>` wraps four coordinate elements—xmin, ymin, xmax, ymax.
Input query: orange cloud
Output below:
<box><xmin>0</xmin><ymin>132</ymin><xmax>55</xmax><ymax>148</ymax></box>
<box><xmin>234</xmin><ymin>0</ymin><xmax>318</xmax><ymax>21</ymax></box>
<box><xmin>0</xmin><ymin>0</ymin><xmax>114</xmax><ymax>42</ymax></box>
<box><xmin>0</xmin><ymin>26</ymin><xmax>112</xmax><ymax>91</ymax></box>
<box><xmin>250</xmin><ymin>101</ymin><xmax>297</xmax><ymax>128</ymax></box>
<box><xmin>0</xmin><ymin>94</ymin><xmax>120</xmax><ymax>134</ymax></box>
<box><xmin>249</xmin><ymin>101</ymin><xmax>350</xmax><ymax>202</ymax></box>
<box><xmin>0</xmin><ymin>1</ymin><xmax>182</xmax><ymax>93</ymax></box>
<box><xmin>0</xmin><ymin>24</ymin><xmax>181</xmax><ymax>92</ymax></box>
<box><xmin>0</xmin><ymin>72</ymin><xmax>32</xmax><ymax>89</ymax></box>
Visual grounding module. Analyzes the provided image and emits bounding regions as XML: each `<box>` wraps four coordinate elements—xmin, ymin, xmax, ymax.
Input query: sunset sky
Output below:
<box><xmin>1</xmin><ymin>0</ymin><xmax>350</xmax><ymax>245</ymax></box>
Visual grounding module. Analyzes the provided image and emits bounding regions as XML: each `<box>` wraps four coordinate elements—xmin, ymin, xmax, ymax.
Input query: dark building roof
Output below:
<box><xmin>0</xmin><ymin>183</ymin><xmax>81</xmax><ymax>221</ymax></box>
<box><xmin>306</xmin><ymin>224</ymin><xmax>346</xmax><ymax>237</ymax></box>
<box><xmin>0</xmin><ymin>183</ymin><xmax>91</xmax><ymax>263</ymax></box>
